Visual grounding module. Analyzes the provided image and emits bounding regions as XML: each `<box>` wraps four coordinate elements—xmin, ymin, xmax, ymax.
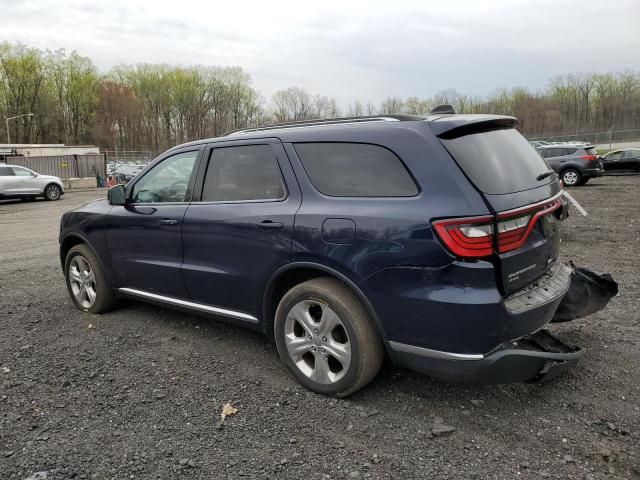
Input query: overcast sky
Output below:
<box><xmin>3</xmin><ymin>0</ymin><xmax>639</xmax><ymax>105</ymax></box>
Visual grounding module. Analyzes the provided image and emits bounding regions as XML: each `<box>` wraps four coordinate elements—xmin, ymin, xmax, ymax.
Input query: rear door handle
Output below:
<box><xmin>258</xmin><ymin>220</ymin><xmax>284</xmax><ymax>230</ymax></box>
<box><xmin>159</xmin><ymin>218</ymin><xmax>179</xmax><ymax>226</ymax></box>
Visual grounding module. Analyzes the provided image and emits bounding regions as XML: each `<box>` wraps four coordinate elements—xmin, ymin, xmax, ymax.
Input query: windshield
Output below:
<box><xmin>440</xmin><ymin>128</ymin><xmax>553</xmax><ymax>195</ymax></box>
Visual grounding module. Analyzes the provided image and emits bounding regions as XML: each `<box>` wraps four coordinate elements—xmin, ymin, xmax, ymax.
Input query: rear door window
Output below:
<box><xmin>440</xmin><ymin>128</ymin><xmax>551</xmax><ymax>194</ymax></box>
<box><xmin>293</xmin><ymin>143</ymin><xmax>418</xmax><ymax>197</ymax></box>
<box><xmin>202</xmin><ymin>145</ymin><xmax>286</xmax><ymax>202</ymax></box>
<box><xmin>0</xmin><ymin>166</ymin><xmax>14</xmax><ymax>176</ymax></box>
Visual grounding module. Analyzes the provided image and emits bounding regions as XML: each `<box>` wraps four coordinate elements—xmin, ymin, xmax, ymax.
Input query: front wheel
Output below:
<box><xmin>274</xmin><ymin>277</ymin><xmax>384</xmax><ymax>397</ymax></box>
<box><xmin>44</xmin><ymin>184</ymin><xmax>62</xmax><ymax>201</ymax></box>
<box><xmin>65</xmin><ymin>244</ymin><xmax>117</xmax><ymax>313</ymax></box>
<box><xmin>561</xmin><ymin>168</ymin><xmax>582</xmax><ymax>186</ymax></box>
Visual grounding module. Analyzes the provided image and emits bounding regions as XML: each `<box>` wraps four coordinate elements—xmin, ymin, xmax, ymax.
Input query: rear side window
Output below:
<box><xmin>202</xmin><ymin>145</ymin><xmax>285</xmax><ymax>202</ymax></box>
<box><xmin>440</xmin><ymin>128</ymin><xmax>551</xmax><ymax>195</ymax></box>
<box><xmin>0</xmin><ymin>166</ymin><xmax>14</xmax><ymax>176</ymax></box>
<box><xmin>294</xmin><ymin>143</ymin><xmax>418</xmax><ymax>197</ymax></box>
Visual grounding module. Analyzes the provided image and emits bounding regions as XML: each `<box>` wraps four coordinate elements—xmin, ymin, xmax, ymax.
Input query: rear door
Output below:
<box><xmin>436</xmin><ymin>123</ymin><xmax>563</xmax><ymax>295</ymax></box>
<box><xmin>0</xmin><ymin>166</ymin><xmax>18</xmax><ymax>194</ymax></box>
<box><xmin>621</xmin><ymin>149</ymin><xmax>640</xmax><ymax>170</ymax></box>
<box><xmin>180</xmin><ymin>138</ymin><xmax>301</xmax><ymax>320</ymax></box>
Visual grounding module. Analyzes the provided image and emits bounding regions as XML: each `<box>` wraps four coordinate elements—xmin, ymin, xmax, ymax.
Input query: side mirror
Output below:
<box><xmin>107</xmin><ymin>184</ymin><xmax>127</xmax><ymax>206</ymax></box>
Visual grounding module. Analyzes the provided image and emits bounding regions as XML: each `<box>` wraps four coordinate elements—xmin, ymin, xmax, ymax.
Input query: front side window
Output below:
<box><xmin>12</xmin><ymin>167</ymin><xmax>33</xmax><ymax>177</ymax></box>
<box><xmin>202</xmin><ymin>145</ymin><xmax>285</xmax><ymax>202</ymax></box>
<box><xmin>294</xmin><ymin>143</ymin><xmax>418</xmax><ymax>197</ymax></box>
<box><xmin>131</xmin><ymin>151</ymin><xmax>198</xmax><ymax>203</ymax></box>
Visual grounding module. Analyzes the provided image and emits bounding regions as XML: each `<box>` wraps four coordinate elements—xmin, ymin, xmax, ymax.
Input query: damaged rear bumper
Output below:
<box><xmin>389</xmin><ymin>329</ymin><xmax>584</xmax><ymax>384</ymax></box>
<box><xmin>387</xmin><ymin>262</ymin><xmax>616</xmax><ymax>384</ymax></box>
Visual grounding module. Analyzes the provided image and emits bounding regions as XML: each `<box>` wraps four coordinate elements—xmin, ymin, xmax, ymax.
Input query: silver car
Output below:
<box><xmin>0</xmin><ymin>164</ymin><xmax>65</xmax><ymax>201</ymax></box>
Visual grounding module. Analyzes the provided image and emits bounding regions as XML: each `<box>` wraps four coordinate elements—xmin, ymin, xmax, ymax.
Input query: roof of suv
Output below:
<box><xmin>168</xmin><ymin>114</ymin><xmax>518</xmax><ymax>153</ymax></box>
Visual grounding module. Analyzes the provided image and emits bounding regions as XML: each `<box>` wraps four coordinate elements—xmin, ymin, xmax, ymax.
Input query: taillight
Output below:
<box><xmin>432</xmin><ymin>215</ymin><xmax>494</xmax><ymax>258</ymax></box>
<box><xmin>581</xmin><ymin>155</ymin><xmax>598</xmax><ymax>162</ymax></box>
<box><xmin>433</xmin><ymin>194</ymin><xmax>563</xmax><ymax>259</ymax></box>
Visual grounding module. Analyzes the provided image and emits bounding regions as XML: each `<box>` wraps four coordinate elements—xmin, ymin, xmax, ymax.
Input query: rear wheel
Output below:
<box><xmin>561</xmin><ymin>168</ymin><xmax>581</xmax><ymax>186</ymax></box>
<box><xmin>44</xmin><ymin>184</ymin><xmax>62</xmax><ymax>201</ymax></box>
<box><xmin>65</xmin><ymin>244</ymin><xmax>117</xmax><ymax>314</ymax></box>
<box><xmin>274</xmin><ymin>277</ymin><xmax>384</xmax><ymax>397</ymax></box>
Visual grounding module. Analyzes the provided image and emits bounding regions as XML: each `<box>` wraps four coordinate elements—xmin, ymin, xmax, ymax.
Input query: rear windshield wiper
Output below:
<box><xmin>536</xmin><ymin>170</ymin><xmax>555</xmax><ymax>181</ymax></box>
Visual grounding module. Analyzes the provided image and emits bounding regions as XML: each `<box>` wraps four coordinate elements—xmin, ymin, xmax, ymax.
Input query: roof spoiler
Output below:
<box><xmin>431</xmin><ymin>116</ymin><xmax>518</xmax><ymax>139</ymax></box>
<box><xmin>429</xmin><ymin>104</ymin><xmax>456</xmax><ymax>114</ymax></box>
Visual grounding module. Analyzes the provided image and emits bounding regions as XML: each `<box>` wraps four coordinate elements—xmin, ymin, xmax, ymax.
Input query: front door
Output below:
<box><xmin>181</xmin><ymin>139</ymin><xmax>301</xmax><ymax>320</ymax></box>
<box><xmin>106</xmin><ymin>148</ymin><xmax>202</xmax><ymax>298</ymax></box>
<box><xmin>10</xmin><ymin>166</ymin><xmax>40</xmax><ymax>194</ymax></box>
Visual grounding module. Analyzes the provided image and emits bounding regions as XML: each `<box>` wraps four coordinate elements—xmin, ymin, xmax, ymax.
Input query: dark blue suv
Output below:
<box><xmin>60</xmin><ymin>113</ymin><xmax>586</xmax><ymax>397</ymax></box>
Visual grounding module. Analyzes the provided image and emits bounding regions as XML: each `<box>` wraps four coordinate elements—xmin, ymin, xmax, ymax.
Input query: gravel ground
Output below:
<box><xmin>1</xmin><ymin>178</ymin><xmax>639</xmax><ymax>480</ymax></box>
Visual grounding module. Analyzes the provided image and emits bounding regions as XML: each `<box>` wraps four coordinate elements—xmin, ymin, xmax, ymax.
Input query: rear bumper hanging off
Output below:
<box><xmin>388</xmin><ymin>263</ymin><xmax>617</xmax><ymax>385</ymax></box>
<box><xmin>390</xmin><ymin>329</ymin><xmax>584</xmax><ymax>385</ymax></box>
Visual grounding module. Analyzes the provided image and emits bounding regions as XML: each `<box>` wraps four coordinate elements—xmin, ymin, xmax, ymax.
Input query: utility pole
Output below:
<box><xmin>5</xmin><ymin>113</ymin><xmax>34</xmax><ymax>144</ymax></box>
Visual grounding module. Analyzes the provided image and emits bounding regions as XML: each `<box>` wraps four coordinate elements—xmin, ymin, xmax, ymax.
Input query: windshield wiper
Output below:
<box><xmin>536</xmin><ymin>170</ymin><xmax>555</xmax><ymax>181</ymax></box>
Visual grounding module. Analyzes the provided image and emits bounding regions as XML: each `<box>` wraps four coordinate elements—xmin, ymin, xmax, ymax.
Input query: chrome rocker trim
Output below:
<box><xmin>118</xmin><ymin>288</ymin><xmax>259</xmax><ymax>324</ymax></box>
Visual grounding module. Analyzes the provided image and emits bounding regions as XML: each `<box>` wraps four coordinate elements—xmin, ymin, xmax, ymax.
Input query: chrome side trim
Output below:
<box><xmin>389</xmin><ymin>341</ymin><xmax>484</xmax><ymax>361</ymax></box>
<box><xmin>118</xmin><ymin>288</ymin><xmax>259</xmax><ymax>323</ymax></box>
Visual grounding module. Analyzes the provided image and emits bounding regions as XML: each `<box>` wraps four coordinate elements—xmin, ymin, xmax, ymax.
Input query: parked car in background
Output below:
<box><xmin>59</xmin><ymin>113</ymin><xmax>598</xmax><ymax>397</ymax></box>
<box><xmin>536</xmin><ymin>144</ymin><xmax>603</xmax><ymax>186</ymax></box>
<box><xmin>600</xmin><ymin>148</ymin><xmax>640</xmax><ymax>173</ymax></box>
<box><xmin>0</xmin><ymin>164</ymin><xmax>65</xmax><ymax>201</ymax></box>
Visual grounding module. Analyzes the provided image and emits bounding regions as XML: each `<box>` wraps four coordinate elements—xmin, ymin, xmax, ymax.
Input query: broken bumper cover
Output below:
<box><xmin>389</xmin><ymin>329</ymin><xmax>584</xmax><ymax>385</ymax></box>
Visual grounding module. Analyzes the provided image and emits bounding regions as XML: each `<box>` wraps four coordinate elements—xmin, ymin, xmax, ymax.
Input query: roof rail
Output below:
<box><xmin>223</xmin><ymin>114</ymin><xmax>425</xmax><ymax>136</ymax></box>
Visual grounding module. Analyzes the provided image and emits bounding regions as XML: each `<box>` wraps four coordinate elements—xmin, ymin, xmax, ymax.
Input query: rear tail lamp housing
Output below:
<box><xmin>433</xmin><ymin>194</ymin><xmax>563</xmax><ymax>259</ymax></box>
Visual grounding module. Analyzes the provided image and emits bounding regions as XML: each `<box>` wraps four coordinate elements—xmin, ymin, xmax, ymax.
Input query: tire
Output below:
<box><xmin>561</xmin><ymin>168</ymin><xmax>582</xmax><ymax>187</ymax></box>
<box><xmin>44</xmin><ymin>183</ymin><xmax>62</xmax><ymax>201</ymax></box>
<box><xmin>65</xmin><ymin>244</ymin><xmax>118</xmax><ymax>314</ymax></box>
<box><xmin>274</xmin><ymin>277</ymin><xmax>384</xmax><ymax>397</ymax></box>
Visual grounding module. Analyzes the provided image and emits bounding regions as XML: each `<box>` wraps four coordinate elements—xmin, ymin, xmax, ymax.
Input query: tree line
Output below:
<box><xmin>1</xmin><ymin>42</ymin><xmax>639</xmax><ymax>154</ymax></box>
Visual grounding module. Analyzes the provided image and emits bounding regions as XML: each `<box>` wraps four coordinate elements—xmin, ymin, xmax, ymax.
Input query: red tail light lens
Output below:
<box><xmin>433</xmin><ymin>195</ymin><xmax>563</xmax><ymax>259</ymax></box>
<box><xmin>432</xmin><ymin>215</ymin><xmax>494</xmax><ymax>257</ymax></box>
<box><xmin>581</xmin><ymin>155</ymin><xmax>598</xmax><ymax>162</ymax></box>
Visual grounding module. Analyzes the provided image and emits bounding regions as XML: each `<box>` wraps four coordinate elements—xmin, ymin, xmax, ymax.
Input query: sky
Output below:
<box><xmin>3</xmin><ymin>0</ymin><xmax>640</xmax><ymax>106</ymax></box>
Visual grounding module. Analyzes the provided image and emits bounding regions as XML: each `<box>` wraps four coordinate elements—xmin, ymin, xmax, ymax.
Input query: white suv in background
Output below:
<box><xmin>0</xmin><ymin>164</ymin><xmax>65</xmax><ymax>201</ymax></box>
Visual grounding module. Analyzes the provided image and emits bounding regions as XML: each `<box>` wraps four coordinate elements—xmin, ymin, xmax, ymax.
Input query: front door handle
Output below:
<box><xmin>159</xmin><ymin>218</ymin><xmax>179</xmax><ymax>226</ymax></box>
<box><xmin>258</xmin><ymin>220</ymin><xmax>284</xmax><ymax>230</ymax></box>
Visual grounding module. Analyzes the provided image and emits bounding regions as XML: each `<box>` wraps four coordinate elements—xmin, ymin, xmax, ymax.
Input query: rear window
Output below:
<box><xmin>585</xmin><ymin>147</ymin><xmax>598</xmax><ymax>156</ymax></box>
<box><xmin>440</xmin><ymin>128</ymin><xmax>552</xmax><ymax>195</ymax></box>
<box><xmin>294</xmin><ymin>143</ymin><xmax>418</xmax><ymax>197</ymax></box>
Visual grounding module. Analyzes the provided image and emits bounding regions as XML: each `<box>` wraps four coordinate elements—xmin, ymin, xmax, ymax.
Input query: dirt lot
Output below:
<box><xmin>1</xmin><ymin>178</ymin><xmax>639</xmax><ymax>480</ymax></box>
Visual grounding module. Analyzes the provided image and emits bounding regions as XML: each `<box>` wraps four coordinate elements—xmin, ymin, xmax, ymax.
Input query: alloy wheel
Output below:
<box><xmin>562</xmin><ymin>170</ymin><xmax>579</xmax><ymax>186</ymax></box>
<box><xmin>284</xmin><ymin>300</ymin><xmax>351</xmax><ymax>384</ymax></box>
<box><xmin>68</xmin><ymin>255</ymin><xmax>97</xmax><ymax>309</ymax></box>
<box><xmin>46</xmin><ymin>185</ymin><xmax>61</xmax><ymax>200</ymax></box>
